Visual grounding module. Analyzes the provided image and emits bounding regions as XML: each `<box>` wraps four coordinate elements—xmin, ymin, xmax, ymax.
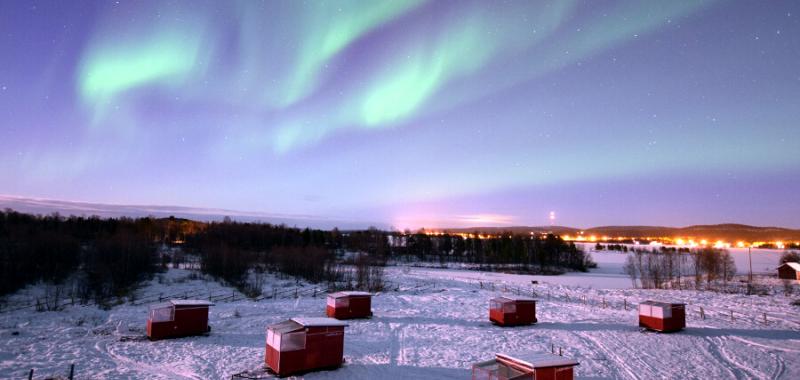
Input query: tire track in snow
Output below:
<box><xmin>576</xmin><ymin>332</ymin><xmax>639</xmax><ymax>380</ymax></box>
<box><xmin>569</xmin><ymin>331</ymin><xmax>624</xmax><ymax>380</ymax></box>
<box><xmin>729</xmin><ymin>336</ymin><xmax>790</xmax><ymax>379</ymax></box>
<box><xmin>703</xmin><ymin>336</ymin><xmax>752</xmax><ymax>380</ymax></box>
<box><xmin>94</xmin><ymin>339</ymin><xmax>200</xmax><ymax>380</ymax></box>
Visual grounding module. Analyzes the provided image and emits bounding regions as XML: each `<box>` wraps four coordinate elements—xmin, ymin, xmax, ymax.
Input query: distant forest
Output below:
<box><xmin>0</xmin><ymin>210</ymin><xmax>593</xmax><ymax>303</ymax></box>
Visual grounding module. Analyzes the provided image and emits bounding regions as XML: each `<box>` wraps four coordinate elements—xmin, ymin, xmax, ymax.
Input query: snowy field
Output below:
<box><xmin>1</xmin><ymin>253</ymin><xmax>799</xmax><ymax>379</ymax></box>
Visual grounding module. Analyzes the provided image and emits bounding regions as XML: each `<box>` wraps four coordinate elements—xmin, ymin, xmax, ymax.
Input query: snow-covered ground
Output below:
<box><xmin>1</xmin><ymin>261</ymin><xmax>799</xmax><ymax>379</ymax></box>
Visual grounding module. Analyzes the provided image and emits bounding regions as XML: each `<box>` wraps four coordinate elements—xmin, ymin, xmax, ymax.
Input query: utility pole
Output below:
<box><xmin>748</xmin><ymin>246</ymin><xmax>753</xmax><ymax>283</ymax></box>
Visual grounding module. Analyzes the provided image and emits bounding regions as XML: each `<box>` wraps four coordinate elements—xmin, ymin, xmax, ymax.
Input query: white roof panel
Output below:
<box><xmin>640</xmin><ymin>300</ymin><xmax>684</xmax><ymax>307</ymax></box>
<box><xmin>291</xmin><ymin>317</ymin><xmax>349</xmax><ymax>327</ymax></box>
<box><xmin>328</xmin><ymin>291</ymin><xmax>372</xmax><ymax>298</ymax></box>
<box><xmin>497</xmin><ymin>351</ymin><xmax>578</xmax><ymax>369</ymax></box>
<box><xmin>498</xmin><ymin>295</ymin><xmax>536</xmax><ymax>302</ymax></box>
<box><xmin>170</xmin><ymin>299</ymin><xmax>214</xmax><ymax>306</ymax></box>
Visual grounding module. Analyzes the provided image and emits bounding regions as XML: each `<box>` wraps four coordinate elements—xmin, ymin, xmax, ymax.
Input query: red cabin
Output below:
<box><xmin>265</xmin><ymin>317</ymin><xmax>348</xmax><ymax>377</ymax></box>
<box><xmin>146</xmin><ymin>300</ymin><xmax>213</xmax><ymax>340</ymax></box>
<box><xmin>490</xmin><ymin>296</ymin><xmax>537</xmax><ymax>326</ymax></box>
<box><xmin>638</xmin><ymin>301</ymin><xmax>686</xmax><ymax>332</ymax></box>
<box><xmin>472</xmin><ymin>351</ymin><xmax>579</xmax><ymax>380</ymax></box>
<box><xmin>778</xmin><ymin>262</ymin><xmax>800</xmax><ymax>280</ymax></box>
<box><xmin>326</xmin><ymin>291</ymin><xmax>372</xmax><ymax>319</ymax></box>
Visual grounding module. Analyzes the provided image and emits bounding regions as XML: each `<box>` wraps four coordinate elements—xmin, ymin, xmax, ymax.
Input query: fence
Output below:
<box><xmin>26</xmin><ymin>364</ymin><xmax>74</xmax><ymax>380</ymax></box>
<box><xmin>464</xmin><ymin>277</ymin><xmax>800</xmax><ymax>329</ymax></box>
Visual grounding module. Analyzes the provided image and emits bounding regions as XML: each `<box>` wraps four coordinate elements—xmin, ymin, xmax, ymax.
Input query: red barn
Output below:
<box><xmin>147</xmin><ymin>300</ymin><xmax>213</xmax><ymax>340</ymax></box>
<box><xmin>490</xmin><ymin>296</ymin><xmax>537</xmax><ymax>326</ymax></box>
<box><xmin>638</xmin><ymin>301</ymin><xmax>686</xmax><ymax>332</ymax></box>
<box><xmin>266</xmin><ymin>317</ymin><xmax>348</xmax><ymax>377</ymax></box>
<box><xmin>326</xmin><ymin>291</ymin><xmax>372</xmax><ymax>319</ymax></box>
<box><xmin>472</xmin><ymin>351</ymin><xmax>579</xmax><ymax>380</ymax></box>
<box><xmin>778</xmin><ymin>262</ymin><xmax>800</xmax><ymax>280</ymax></box>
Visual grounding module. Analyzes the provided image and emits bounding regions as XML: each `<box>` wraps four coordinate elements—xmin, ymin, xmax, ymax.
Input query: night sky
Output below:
<box><xmin>1</xmin><ymin>1</ymin><xmax>798</xmax><ymax>229</ymax></box>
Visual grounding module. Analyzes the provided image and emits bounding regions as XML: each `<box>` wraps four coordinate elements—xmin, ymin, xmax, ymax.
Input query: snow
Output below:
<box><xmin>496</xmin><ymin>351</ymin><xmax>579</xmax><ymax>368</ymax></box>
<box><xmin>1</xmin><ymin>264</ymin><xmax>799</xmax><ymax>379</ymax></box>
<box><xmin>580</xmin><ymin>243</ymin><xmax>789</xmax><ymax>275</ymax></box>
<box><xmin>292</xmin><ymin>317</ymin><xmax>349</xmax><ymax>327</ymax></box>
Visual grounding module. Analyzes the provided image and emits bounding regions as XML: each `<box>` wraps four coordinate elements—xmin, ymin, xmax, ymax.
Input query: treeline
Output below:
<box><xmin>184</xmin><ymin>222</ymin><xmax>336</xmax><ymax>293</ymax></box>
<box><xmin>2</xmin><ymin>210</ymin><xmax>594</xmax><ymax>303</ymax></box>
<box><xmin>184</xmin><ymin>223</ymin><xmax>390</xmax><ymax>294</ymax></box>
<box><xmin>623</xmin><ymin>248</ymin><xmax>736</xmax><ymax>289</ymax></box>
<box><xmin>0</xmin><ymin>210</ymin><xmax>162</xmax><ymax>304</ymax></box>
<box><xmin>394</xmin><ymin>232</ymin><xmax>594</xmax><ymax>272</ymax></box>
<box><xmin>595</xmin><ymin>243</ymin><xmax>693</xmax><ymax>253</ymax></box>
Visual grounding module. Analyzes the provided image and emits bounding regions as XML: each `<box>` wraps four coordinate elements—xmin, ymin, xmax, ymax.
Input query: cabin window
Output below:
<box><xmin>327</xmin><ymin>296</ymin><xmax>336</xmax><ymax>308</ymax></box>
<box><xmin>335</xmin><ymin>298</ymin><xmax>349</xmax><ymax>308</ymax></box>
<box><xmin>503</xmin><ymin>303</ymin><xmax>516</xmax><ymax>313</ymax></box>
<box><xmin>281</xmin><ymin>331</ymin><xmax>306</xmax><ymax>352</ymax></box>
<box><xmin>490</xmin><ymin>301</ymin><xmax>501</xmax><ymax>310</ymax></box>
<box><xmin>639</xmin><ymin>304</ymin><xmax>652</xmax><ymax>317</ymax></box>
<box><xmin>150</xmin><ymin>306</ymin><xmax>174</xmax><ymax>322</ymax></box>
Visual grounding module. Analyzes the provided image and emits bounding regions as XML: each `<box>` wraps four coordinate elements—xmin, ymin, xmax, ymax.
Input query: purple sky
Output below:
<box><xmin>1</xmin><ymin>1</ymin><xmax>798</xmax><ymax>229</ymax></box>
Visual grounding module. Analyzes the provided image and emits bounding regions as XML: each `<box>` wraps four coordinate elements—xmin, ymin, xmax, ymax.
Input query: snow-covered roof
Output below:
<box><xmin>497</xmin><ymin>351</ymin><xmax>579</xmax><ymax>369</ymax></box>
<box><xmin>149</xmin><ymin>302</ymin><xmax>173</xmax><ymax>310</ymax></box>
<box><xmin>328</xmin><ymin>291</ymin><xmax>372</xmax><ymax>298</ymax></box>
<box><xmin>639</xmin><ymin>300</ymin><xmax>684</xmax><ymax>307</ymax></box>
<box><xmin>170</xmin><ymin>300</ymin><xmax>214</xmax><ymax>307</ymax></box>
<box><xmin>267</xmin><ymin>319</ymin><xmax>303</xmax><ymax>334</ymax></box>
<box><xmin>497</xmin><ymin>295</ymin><xmax>536</xmax><ymax>302</ymax></box>
<box><xmin>779</xmin><ymin>262</ymin><xmax>800</xmax><ymax>271</ymax></box>
<box><xmin>291</xmin><ymin>317</ymin><xmax>349</xmax><ymax>327</ymax></box>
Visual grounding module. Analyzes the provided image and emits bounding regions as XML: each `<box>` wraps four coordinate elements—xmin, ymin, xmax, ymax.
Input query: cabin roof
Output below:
<box><xmin>639</xmin><ymin>300</ymin><xmax>684</xmax><ymax>307</ymax></box>
<box><xmin>496</xmin><ymin>295</ymin><xmax>536</xmax><ymax>302</ymax></box>
<box><xmin>292</xmin><ymin>317</ymin><xmax>349</xmax><ymax>327</ymax></box>
<box><xmin>267</xmin><ymin>319</ymin><xmax>304</xmax><ymax>334</ymax></box>
<box><xmin>780</xmin><ymin>262</ymin><xmax>800</xmax><ymax>271</ymax></box>
<box><xmin>170</xmin><ymin>299</ymin><xmax>214</xmax><ymax>307</ymax></box>
<box><xmin>497</xmin><ymin>351</ymin><xmax>579</xmax><ymax>369</ymax></box>
<box><xmin>328</xmin><ymin>291</ymin><xmax>372</xmax><ymax>298</ymax></box>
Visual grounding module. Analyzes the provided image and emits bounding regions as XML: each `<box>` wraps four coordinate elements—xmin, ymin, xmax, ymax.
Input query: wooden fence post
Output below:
<box><xmin>69</xmin><ymin>363</ymin><xmax>74</xmax><ymax>380</ymax></box>
<box><xmin>699</xmin><ymin>307</ymin><xmax>705</xmax><ymax>320</ymax></box>
<box><xmin>730</xmin><ymin>310</ymin><xmax>734</xmax><ymax>322</ymax></box>
<box><xmin>763</xmin><ymin>312</ymin><xmax>767</xmax><ymax>324</ymax></box>
<box><xmin>28</xmin><ymin>369</ymin><xmax>33</xmax><ymax>380</ymax></box>
<box><xmin>624</xmin><ymin>299</ymin><xmax>628</xmax><ymax>311</ymax></box>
